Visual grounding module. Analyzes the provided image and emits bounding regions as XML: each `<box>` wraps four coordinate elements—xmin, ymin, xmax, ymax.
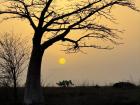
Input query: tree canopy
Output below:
<box><xmin>0</xmin><ymin>0</ymin><xmax>138</xmax><ymax>53</ymax></box>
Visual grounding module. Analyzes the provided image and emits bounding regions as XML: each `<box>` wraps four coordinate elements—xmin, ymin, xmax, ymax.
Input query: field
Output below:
<box><xmin>0</xmin><ymin>86</ymin><xmax>140</xmax><ymax>105</ymax></box>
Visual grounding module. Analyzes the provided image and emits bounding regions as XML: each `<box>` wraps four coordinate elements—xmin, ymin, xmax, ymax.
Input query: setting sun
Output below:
<box><xmin>58</xmin><ymin>58</ymin><xmax>66</xmax><ymax>65</ymax></box>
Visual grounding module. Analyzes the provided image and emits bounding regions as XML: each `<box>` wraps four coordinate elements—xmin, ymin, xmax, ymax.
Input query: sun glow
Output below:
<box><xmin>58</xmin><ymin>58</ymin><xmax>66</xmax><ymax>65</ymax></box>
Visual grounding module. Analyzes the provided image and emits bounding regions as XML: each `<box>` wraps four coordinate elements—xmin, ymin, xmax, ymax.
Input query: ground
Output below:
<box><xmin>0</xmin><ymin>86</ymin><xmax>140</xmax><ymax>105</ymax></box>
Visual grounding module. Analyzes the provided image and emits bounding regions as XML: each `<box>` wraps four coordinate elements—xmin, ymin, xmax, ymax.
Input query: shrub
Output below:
<box><xmin>56</xmin><ymin>80</ymin><xmax>74</xmax><ymax>87</ymax></box>
<box><xmin>113</xmin><ymin>82</ymin><xmax>136</xmax><ymax>88</ymax></box>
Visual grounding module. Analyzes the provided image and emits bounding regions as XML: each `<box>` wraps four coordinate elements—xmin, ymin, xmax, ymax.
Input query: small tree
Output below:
<box><xmin>0</xmin><ymin>33</ymin><xmax>29</xmax><ymax>102</ymax></box>
<box><xmin>56</xmin><ymin>80</ymin><xmax>74</xmax><ymax>87</ymax></box>
<box><xmin>0</xmin><ymin>0</ymin><xmax>139</xmax><ymax>105</ymax></box>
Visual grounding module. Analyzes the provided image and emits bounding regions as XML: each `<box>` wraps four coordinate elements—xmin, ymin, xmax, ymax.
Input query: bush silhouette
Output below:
<box><xmin>113</xmin><ymin>82</ymin><xmax>136</xmax><ymax>88</ymax></box>
<box><xmin>56</xmin><ymin>80</ymin><xmax>74</xmax><ymax>87</ymax></box>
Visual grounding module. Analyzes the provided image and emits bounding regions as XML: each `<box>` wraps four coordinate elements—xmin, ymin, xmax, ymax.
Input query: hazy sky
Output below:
<box><xmin>0</xmin><ymin>0</ymin><xmax>140</xmax><ymax>86</ymax></box>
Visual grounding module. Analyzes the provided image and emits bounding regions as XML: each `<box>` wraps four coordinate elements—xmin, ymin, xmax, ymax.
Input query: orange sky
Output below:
<box><xmin>0</xmin><ymin>0</ymin><xmax>140</xmax><ymax>86</ymax></box>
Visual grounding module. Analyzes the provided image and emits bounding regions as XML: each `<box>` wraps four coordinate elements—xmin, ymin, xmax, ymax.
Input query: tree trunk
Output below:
<box><xmin>24</xmin><ymin>45</ymin><xmax>45</xmax><ymax>105</ymax></box>
<box><xmin>13</xmin><ymin>69</ymin><xmax>18</xmax><ymax>103</ymax></box>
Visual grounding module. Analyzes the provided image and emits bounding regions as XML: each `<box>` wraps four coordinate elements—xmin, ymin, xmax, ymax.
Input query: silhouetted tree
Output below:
<box><xmin>0</xmin><ymin>0</ymin><xmax>138</xmax><ymax>105</ymax></box>
<box><xmin>0</xmin><ymin>33</ymin><xmax>29</xmax><ymax>102</ymax></box>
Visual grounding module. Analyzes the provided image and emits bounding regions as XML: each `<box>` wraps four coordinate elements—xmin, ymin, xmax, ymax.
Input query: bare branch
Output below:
<box><xmin>43</xmin><ymin>0</ymin><xmax>102</xmax><ymax>29</ymax></box>
<box><xmin>41</xmin><ymin>0</ymin><xmax>136</xmax><ymax>50</ymax></box>
<box><xmin>0</xmin><ymin>0</ymin><xmax>37</xmax><ymax>30</ymax></box>
<box><xmin>38</xmin><ymin>0</ymin><xmax>53</xmax><ymax>27</ymax></box>
<box><xmin>0</xmin><ymin>0</ymin><xmax>139</xmax><ymax>52</ymax></box>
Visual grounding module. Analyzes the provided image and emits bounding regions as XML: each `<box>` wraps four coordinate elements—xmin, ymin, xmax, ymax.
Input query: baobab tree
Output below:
<box><xmin>0</xmin><ymin>0</ymin><xmax>138</xmax><ymax>105</ymax></box>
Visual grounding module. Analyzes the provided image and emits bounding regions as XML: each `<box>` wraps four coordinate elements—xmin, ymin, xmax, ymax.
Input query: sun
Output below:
<box><xmin>58</xmin><ymin>58</ymin><xmax>66</xmax><ymax>65</ymax></box>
